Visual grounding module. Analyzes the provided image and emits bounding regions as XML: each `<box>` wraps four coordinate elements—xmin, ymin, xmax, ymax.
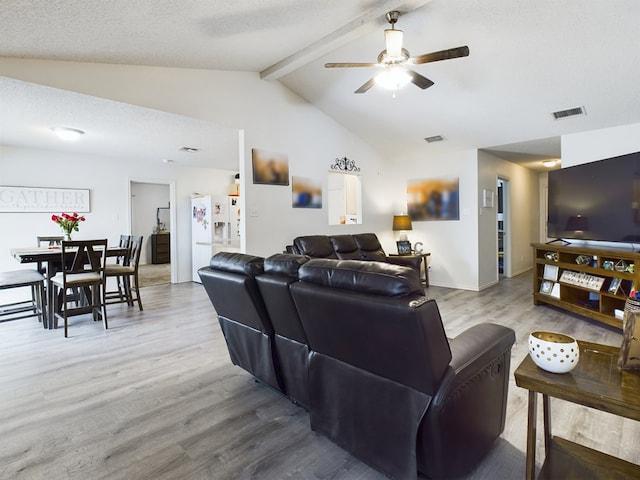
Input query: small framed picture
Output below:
<box><xmin>396</xmin><ymin>240</ymin><xmax>412</xmax><ymax>255</ymax></box>
<box><xmin>608</xmin><ymin>277</ymin><xmax>622</xmax><ymax>294</ymax></box>
<box><xmin>540</xmin><ymin>280</ymin><xmax>553</xmax><ymax>294</ymax></box>
<box><xmin>543</xmin><ymin>264</ymin><xmax>559</xmax><ymax>281</ymax></box>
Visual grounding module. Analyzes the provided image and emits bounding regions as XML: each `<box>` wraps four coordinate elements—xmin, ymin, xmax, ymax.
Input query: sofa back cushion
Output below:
<box><xmin>329</xmin><ymin>235</ymin><xmax>362</xmax><ymax>260</ymax></box>
<box><xmin>199</xmin><ymin>252</ymin><xmax>271</xmax><ymax>334</ymax></box>
<box><xmin>299</xmin><ymin>258</ymin><xmax>421</xmax><ymax>297</ymax></box>
<box><xmin>293</xmin><ymin>235</ymin><xmax>337</xmax><ymax>259</ymax></box>
<box><xmin>292</xmin><ymin>259</ymin><xmax>451</xmax><ymax>394</ymax></box>
<box><xmin>257</xmin><ymin>253</ymin><xmax>309</xmax><ymax>343</ymax></box>
<box><xmin>353</xmin><ymin>233</ymin><xmax>387</xmax><ymax>262</ymax></box>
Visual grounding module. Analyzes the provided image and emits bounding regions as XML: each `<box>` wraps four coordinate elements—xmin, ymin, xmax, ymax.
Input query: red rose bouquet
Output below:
<box><xmin>51</xmin><ymin>212</ymin><xmax>86</xmax><ymax>239</ymax></box>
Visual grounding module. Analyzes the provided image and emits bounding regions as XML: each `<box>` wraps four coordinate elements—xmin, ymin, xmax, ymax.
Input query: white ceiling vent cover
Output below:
<box><xmin>552</xmin><ymin>106</ymin><xmax>586</xmax><ymax>120</ymax></box>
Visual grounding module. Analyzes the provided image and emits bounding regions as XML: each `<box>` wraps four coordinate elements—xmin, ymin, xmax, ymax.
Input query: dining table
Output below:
<box><xmin>10</xmin><ymin>244</ymin><xmax>128</xmax><ymax>329</ymax></box>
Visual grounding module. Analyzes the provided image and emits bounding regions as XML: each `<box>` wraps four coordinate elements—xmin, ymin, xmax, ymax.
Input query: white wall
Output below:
<box><xmin>478</xmin><ymin>151</ymin><xmax>540</xmax><ymax>288</ymax></box>
<box><xmin>0</xmin><ymin>58</ymin><xmax>393</xmax><ymax>259</ymax></box>
<box><xmin>0</xmin><ymin>145</ymin><xmax>234</xmax><ymax>283</ymax></box>
<box><xmin>391</xmin><ymin>149</ymin><xmax>480</xmax><ymax>290</ymax></box>
<box><xmin>561</xmin><ymin>122</ymin><xmax>640</xmax><ymax>167</ymax></box>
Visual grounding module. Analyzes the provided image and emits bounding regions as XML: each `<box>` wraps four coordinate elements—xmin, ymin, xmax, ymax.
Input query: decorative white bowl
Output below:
<box><xmin>528</xmin><ymin>331</ymin><xmax>580</xmax><ymax>373</ymax></box>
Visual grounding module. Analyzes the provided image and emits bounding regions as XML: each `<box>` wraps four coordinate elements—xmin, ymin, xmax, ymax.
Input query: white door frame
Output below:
<box><xmin>128</xmin><ymin>178</ymin><xmax>177</xmax><ymax>284</ymax></box>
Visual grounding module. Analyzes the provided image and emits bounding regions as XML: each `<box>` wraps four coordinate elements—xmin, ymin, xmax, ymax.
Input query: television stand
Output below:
<box><xmin>532</xmin><ymin>242</ymin><xmax>640</xmax><ymax>330</ymax></box>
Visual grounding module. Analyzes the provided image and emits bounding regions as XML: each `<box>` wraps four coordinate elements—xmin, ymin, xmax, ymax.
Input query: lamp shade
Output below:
<box><xmin>392</xmin><ymin>214</ymin><xmax>412</xmax><ymax>231</ymax></box>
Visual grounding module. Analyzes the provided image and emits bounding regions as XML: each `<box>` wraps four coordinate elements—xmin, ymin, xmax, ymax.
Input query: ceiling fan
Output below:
<box><xmin>325</xmin><ymin>11</ymin><xmax>469</xmax><ymax>94</ymax></box>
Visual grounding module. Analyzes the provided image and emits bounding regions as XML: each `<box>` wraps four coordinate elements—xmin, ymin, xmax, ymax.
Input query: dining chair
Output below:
<box><xmin>105</xmin><ymin>235</ymin><xmax>144</xmax><ymax>311</ymax></box>
<box><xmin>51</xmin><ymin>239</ymin><xmax>108</xmax><ymax>337</ymax></box>
<box><xmin>36</xmin><ymin>235</ymin><xmax>64</xmax><ymax>274</ymax></box>
<box><xmin>0</xmin><ymin>269</ymin><xmax>47</xmax><ymax>326</ymax></box>
<box><xmin>104</xmin><ymin>235</ymin><xmax>131</xmax><ymax>303</ymax></box>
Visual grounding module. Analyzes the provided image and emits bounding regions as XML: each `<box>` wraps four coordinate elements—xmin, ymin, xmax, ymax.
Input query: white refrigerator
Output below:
<box><xmin>191</xmin><ymin>194</ymin><xmax>240</xmax><ymax>282</ymax></box>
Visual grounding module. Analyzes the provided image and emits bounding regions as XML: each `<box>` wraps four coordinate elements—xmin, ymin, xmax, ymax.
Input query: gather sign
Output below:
<box><xmin>0</xmin><ymin>186</ymin><xmax>90</xmax><ymax>212</ymax></box>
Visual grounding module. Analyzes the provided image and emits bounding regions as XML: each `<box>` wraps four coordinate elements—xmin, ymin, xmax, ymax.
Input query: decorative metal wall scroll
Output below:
<box><xmin>330</xmin><ymin>157</ymin><xmax>360</xmax><ymax>173</ymax></box>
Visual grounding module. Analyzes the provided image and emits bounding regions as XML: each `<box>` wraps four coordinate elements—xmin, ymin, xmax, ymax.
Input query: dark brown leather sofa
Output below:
<box><xmin>290</xmin><ymin>233</ymin><xmax>422</xmax><ymax>275</ymax></box>
<box><xmin>199</xmin><ymin>252</ymin><xmax>515</xmax><ymax>480</ymax></box>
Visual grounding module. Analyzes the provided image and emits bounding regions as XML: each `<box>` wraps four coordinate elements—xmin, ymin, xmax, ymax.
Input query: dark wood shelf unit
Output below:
<box><xmin>532</xmin><ymin>243</ymin><xmax>640</xmax><ymax>330</ymax></box>
<box><xmin>151</xmin><ymin>233</ymin><xmax>170</xmax><ymax>264</ymax></box>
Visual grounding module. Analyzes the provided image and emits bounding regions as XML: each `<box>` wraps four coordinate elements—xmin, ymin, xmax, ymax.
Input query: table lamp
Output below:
<box><xmin>392</xmin><ymin>214</ymin><xmax>412</xmax><ymax>241</ymax></box>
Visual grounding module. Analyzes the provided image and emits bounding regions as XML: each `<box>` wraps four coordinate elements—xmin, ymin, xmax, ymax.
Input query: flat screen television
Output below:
<box><xmin>547</xmin><ymin>151</ymin><xmax>640</xmax><ymax>243</ymax></box>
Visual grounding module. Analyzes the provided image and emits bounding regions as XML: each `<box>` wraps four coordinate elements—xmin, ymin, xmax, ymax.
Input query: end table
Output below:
<box><xmin>514</xmin><ymin>340</ymin><xmax>640</xmax><ymax>479</ymax></box>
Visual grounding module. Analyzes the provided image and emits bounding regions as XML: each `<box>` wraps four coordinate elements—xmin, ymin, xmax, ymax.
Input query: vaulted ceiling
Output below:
<box><xmin>1</xmin><ymin>0</ymin><xmax>639</xmax><ymax>171</ymax></box>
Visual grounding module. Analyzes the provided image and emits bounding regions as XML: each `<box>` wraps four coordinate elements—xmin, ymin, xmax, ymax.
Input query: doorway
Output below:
<box><xmin>129</xmin><ymin>180</ymin><xmax>177</xmax><ymax>285</ymax></box>
<box><xmin>497</xmin><ymin>178</ymin><xmax>510</xmax><ymax>278</ymax></box>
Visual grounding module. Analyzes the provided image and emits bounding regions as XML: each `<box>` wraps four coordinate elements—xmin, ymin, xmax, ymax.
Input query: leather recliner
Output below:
<box><xmin>290</xmin><ymin>258</ymin><xmax>515</xmax><ymax>480</ymax></box>
<box><xmin>197</xmin><ymin>252</ymin><xmax>284</xmax><ymax>393</ymax></box>
<box><xmin>255</xmin><ymin>253</ymin><xmax>311</xmax><ymax>409</ymax></box>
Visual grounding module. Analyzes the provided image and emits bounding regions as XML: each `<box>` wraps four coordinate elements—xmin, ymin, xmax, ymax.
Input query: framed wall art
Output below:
<box><xmin>292</xmin><ymin>176</ymin><xmax>322</xmax><ymax>208</ymax></box>
<box><xmin>252</xmin><ymin>149</ymin><xmax>289</xmax><ymax>186</ymax></box>
<box><xmin>0</xmin><ymin>186</ymin><xmax>90</xmax><ymax>212</ymax></box>
<box><xmin>407</xmin><ymin>177</ymin><xmax>459</xmax><ymax>221</ymax></box>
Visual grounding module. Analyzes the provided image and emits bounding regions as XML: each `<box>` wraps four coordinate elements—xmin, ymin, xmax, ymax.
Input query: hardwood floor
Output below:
<box><xmin>0</xmin><ymin>273</ymin><xmax>638</xmax><ymax>479</ymax></box>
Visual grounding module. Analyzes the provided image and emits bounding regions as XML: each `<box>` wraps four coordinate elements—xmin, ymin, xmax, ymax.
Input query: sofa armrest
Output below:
<box><xmin>386</xmin><ymin>255</ymin><xmax>422</xmax><ymax>273</ymax></box>
<box><xmin>417</xmin><ymin>323</ymin><xmax>516</xmax><ymax>478</ymax></box>
<box><xmin>447</xmin><ymin>323</ymin><xmax>515</xmax><ymax>378</ymax></box>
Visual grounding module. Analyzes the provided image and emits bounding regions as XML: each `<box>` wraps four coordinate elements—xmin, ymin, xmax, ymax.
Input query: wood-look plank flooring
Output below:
<box><xmin>0</xmin><ymin>273</ymin><xmax>638</xmax><ymax>479</ymax></box>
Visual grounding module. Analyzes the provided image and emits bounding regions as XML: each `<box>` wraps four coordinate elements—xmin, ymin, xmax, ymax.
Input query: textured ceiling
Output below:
<box><xmin>1</xmin><ymin>0</ymin><xmax>639</xmax><ymax>171</ymax></box>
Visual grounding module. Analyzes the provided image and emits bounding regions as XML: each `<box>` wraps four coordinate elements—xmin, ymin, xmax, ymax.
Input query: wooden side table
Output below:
<box><xmin>514</xmin><ymin>340</ymin><xmax>640</xmax><ymax>479</ymax></box>
<box><xmin>390</xmin><ymin>252</ymin><xmax>430</xmax><ymax>287</ymax></box>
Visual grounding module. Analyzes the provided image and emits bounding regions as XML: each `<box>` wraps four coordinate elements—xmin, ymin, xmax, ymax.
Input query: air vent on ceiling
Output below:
<box><xmin>552</xmin><ymin>106</ymin><xmax>586</xmax><ymax>120</ymax></box>
<box><xmin>424</xmin><ymin>135</ymin><xmax>445</xmax><ymax>143</ymax></box>
<box><xmin>179</xmin><ymin>146</ymin><xmax>199</xmax><ymax>153</ymax></box>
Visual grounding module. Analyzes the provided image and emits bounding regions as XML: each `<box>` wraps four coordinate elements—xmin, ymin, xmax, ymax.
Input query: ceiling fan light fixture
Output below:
<box><xmin>384</xmin><ymin>28</ymin><xmax>404</xmax><ymax>59</ymax></box>
<box><xmin>375</xmin><ymin>67</ymin><xmax>411</xmax><ymax>91</ymax></box>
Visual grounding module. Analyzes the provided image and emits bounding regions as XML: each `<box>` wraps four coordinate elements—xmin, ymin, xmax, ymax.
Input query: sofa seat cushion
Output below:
<box><xmin>298</xmin><ymin>258</ymin><xmax>422</xmax><ymax>297</ymax></box>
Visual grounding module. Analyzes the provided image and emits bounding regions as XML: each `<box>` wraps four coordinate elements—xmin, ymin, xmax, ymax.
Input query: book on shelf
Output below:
<box><xmin>550</xmin><ymin>282</ymin><xmax>561</xmax><ymax>298</ymax></box>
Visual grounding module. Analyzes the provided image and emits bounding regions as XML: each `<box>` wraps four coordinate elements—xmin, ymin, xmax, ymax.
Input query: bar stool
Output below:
<box><xmin>0</xmin><ymin>269</ymin><xmax>47</xmax><ymax>327</ymax></box>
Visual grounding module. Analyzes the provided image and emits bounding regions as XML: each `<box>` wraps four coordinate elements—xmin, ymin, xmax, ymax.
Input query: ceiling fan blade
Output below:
<box><xmin>354</xmin><ymin>78</ymin><xmax>376</xmax><ymax>94</ymax></box>
<box><xmin>325</xmin><ymin>62</ymin><xmax>378</xmax><ymax>68</ymax></box>
<box><xmin>408</xmin><ymin>70</ymin><xmax>434</xmax><ymax>90</ymax></box>
<box><xmin>412</xmin><ymin>46</ymin><xmax>470</xmax><ymax>65</ymax></box>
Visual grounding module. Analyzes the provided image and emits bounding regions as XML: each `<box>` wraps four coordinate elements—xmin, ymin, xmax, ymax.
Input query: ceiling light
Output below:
<box><xmin>542</xmin><ymin>160</ymin><xmax>558</xmax><ymax>168</ymax></box>
<box><xmin>163</xmin><ymin>159</ymin><xmax>175</xmax><ymax>164</ymax></box>
<box><xmin>51</xmin><ymin>127</ymin><xmax>85</xmax><ymax>141</ymax></box>
<box><xmin>384</xmin><ymin>28</ymin><xmax>404</xmax><ymax>59</ymax></box>
<box><xmin>179</xmin><ymin>146</ymin><xmax>199</xmax><ymax>153</ymax></box>
<box><xmin>375</xmin><ymin>67</ymin><xmax>411</xmax><ymax>91</ymax></box>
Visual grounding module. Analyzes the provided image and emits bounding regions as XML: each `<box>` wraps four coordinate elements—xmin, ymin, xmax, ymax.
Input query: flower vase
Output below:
<box><xmin>64</xmin><ymin>232</ymin><xmax>72</xmax><ymax>242</ymax></box>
